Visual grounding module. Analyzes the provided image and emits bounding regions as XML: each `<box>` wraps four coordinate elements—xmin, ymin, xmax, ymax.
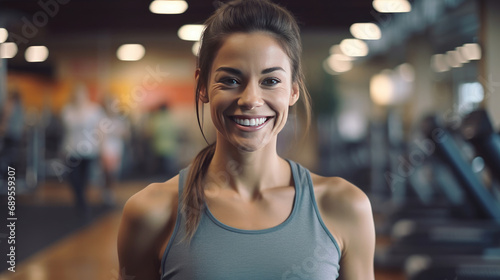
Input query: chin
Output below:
<box><xmin>230</xmin><ymin>137</ymin><xmax>272</xmax><ymax>153</ymax></box>
<box><xmin>235</xmin><ymin>145</ymin><xmax>260</xmax><ymax>153</ymax></box>
<box><xmin>232</xmin><ymin>142</ymin><xmax>260</xmax><ymax>153</ymax></box>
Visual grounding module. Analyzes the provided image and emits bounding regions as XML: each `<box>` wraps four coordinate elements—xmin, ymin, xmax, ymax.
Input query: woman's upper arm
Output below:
<box><xmin>117</xmin><ymin>184</ymin><xmax>176</xmax><ymax>280</ymax></box>
<box><xmin>317</xmin><ymin>177</ymin><xmax>375</xmax><ymax>280</ymax></box>
<box><xmin>337</xmin><ymin>185</ymin><xmax>376</xmax><ymax>280</ymax></box>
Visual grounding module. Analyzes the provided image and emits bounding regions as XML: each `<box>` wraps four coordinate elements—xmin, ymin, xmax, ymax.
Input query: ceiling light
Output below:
<box><xmin>192</xmin><ymin>41</ymin><xmax>200</xmax><ymax>56</ymax></box>
<box><xmin>456</xmin><ymin>46</ymin><xmax>470</xmax><ymax>63</ymax></box>
<box><xmin>431</xmin><ymin>54</ymin><xmax>449</xmax><ymax>72</ymax></box>
<box><xmin>0</xmin><ymin>42</ymin><xmax>17</xmax><ymax>59</ymax></box>
<box><xmin>339</xmin><ymin>39</ymin><xmax>369</xmax><ymax>57</ymax></box>
<box><xmin>149</xmin><ymin>0</ymin><xmax>188</xmax><ymax>14</ymax></box>
<box><xmin>178</xmin><ymin>24</ymin><xmax>204</xmax><ymax>41</ymax></box>
<box><xmin>0</xmin><ymin>28</ymin><xmax>8</xmax><ymax>43</ymax></box>
<box><xmin>117</xmin><ymin>44</ymin><xmax>145</xmax><ymax>61</ymax></box>
<box><xmin>373</xmin><ymin>0</ymin><xmax>411</xmax><ymax>13</ymax></box>
<box><xmin>326</xmin><ymin>55</ymin><xmax>353</xmax><ymax>73</ymax></box>
<box><xmin>25</xmin><ymin>46</ymin><xmax>49</xmax><ymax>62</ymax></box>
<box><xmin>446</xmin><ymin>50</ymin><xmax>462</xmax><ymax>68</ymax></box>
<box><xmin>350</xmin><ymin>23</ymin><xmax>381</xmax><ymax>40</ymax></box>
<box><xmin>331</xmin><ymin>53</ymin><xmax>354</xmax><ymax>61</ymax></box>
<box><xmin>461</xmin><ymin>43</ymin><xmax>481</xmax><ymax>60</ymax></box>
<box><xmin>329</xmin><ymin>44</ymin><xmax>343</xmax><ymax>55</ymax></box>
<box><xmin>328</xmin><ymin>46</ymin><xmax>356</xmax><ymax>61</ymax></box>
<box><xmin>323</xmin><ymin>61</ymin><xmax>338</xmax><ymax>75</ymax></box>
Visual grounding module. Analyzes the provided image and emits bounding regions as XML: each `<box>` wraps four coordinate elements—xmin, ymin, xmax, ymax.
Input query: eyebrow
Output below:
<box><xmin>261</xmin><ymin>67</ymin><xmax>285</xmax><ymax>74</ymax></box>
<box><xmin>215</xmin><ymin>66</ymin><xmax>286</xmax><ymax>75</ymax></box>
<box><xmin>215</xmin><ymin>67</ymin><xmax>242</xmax><ymax>75</ymax></box>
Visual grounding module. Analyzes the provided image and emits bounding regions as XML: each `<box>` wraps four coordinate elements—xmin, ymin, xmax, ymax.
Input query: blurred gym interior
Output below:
<box><xmin>1</xmin><ymin>0</ymin><xmax>500</xmax><ymax>279</ymax></box>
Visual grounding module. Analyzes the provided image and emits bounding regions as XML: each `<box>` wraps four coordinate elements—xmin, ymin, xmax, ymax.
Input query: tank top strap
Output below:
<box><xmin>160</xmin><ymin>166</ymin><xmax>190</xmax><ymax>272</ymax></box>
<box><xmin>175</xmin><ymin>166</ymin><xmax>190</xmax><ymax>217</ymax></box>
<box><xmin>178</xmin><ymin>166</ymin><xmax>189</xmax><ymax>199</ymax></box>
<box><xmin>287</xmin><ymin>159</ymin><xmax>341</xmax><ymax>257</ymax></box>
<box><xmin>287</xmin><ymin>159</ymin><xmax>309</xmax><ymax>206</ymax></box>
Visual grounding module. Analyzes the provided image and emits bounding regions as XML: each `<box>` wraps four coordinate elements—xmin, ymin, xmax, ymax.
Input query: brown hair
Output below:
<box><xmin>181</xmin><ymin>0</ymin><xmax>312</xmax><ymax>240</ymax></box>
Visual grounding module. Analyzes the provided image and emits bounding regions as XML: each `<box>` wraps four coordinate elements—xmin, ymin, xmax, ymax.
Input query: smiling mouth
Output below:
<box><xmin>230</xmin><ymin>116</ymin><xmax>273</xmax><ymax>127</ymax></box>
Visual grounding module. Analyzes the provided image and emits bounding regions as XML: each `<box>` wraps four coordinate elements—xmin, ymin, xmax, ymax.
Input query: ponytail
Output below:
<box><xmin>181</xmin><ymin>142</ymin><xmax>216</xmax><ymax>241</ymax></box>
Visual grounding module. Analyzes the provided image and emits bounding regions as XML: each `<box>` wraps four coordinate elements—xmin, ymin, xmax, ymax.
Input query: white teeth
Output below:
<box><xmin>233</xmin><ymin>117</ymin><xmax>268</xmax><ymax>127</ymax></box>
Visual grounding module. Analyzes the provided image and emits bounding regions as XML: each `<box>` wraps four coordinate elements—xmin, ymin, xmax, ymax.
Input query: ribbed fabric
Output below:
<box><xmin>161</xmin><ymin>159</ymin><xmax>341</xmax><ymax>280</ymax></box>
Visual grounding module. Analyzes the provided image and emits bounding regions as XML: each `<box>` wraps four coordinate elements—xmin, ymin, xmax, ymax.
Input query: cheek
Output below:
<box><xmin>209</xmin><ymin>93</ymin><xmax>232</xmax><ymax>126</ymax></box>
<box><xmin>266</xmin><ymin>88</ymin><xmax>293</xmax><ymax>112</ymax></box>
<box><xmin>210</xmin><ymin>91</ymin><xmax>233</xmax><ymax>111</ymax></box>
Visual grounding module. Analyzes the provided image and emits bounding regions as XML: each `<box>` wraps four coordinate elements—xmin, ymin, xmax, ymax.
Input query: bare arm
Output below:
<box><xmin>337</xmin><ymin>187</ymin><xmax>375</xmax><ymax>280</ymax></box>
<box><xmin>315</xmin><ymin>176</ymin><xmax>376</xmax><ymax>280</ymax></box>
<box><xmin>117</xmin><ymin>181</ymin><xmax>178</xmax><ymax>280</ymax></box>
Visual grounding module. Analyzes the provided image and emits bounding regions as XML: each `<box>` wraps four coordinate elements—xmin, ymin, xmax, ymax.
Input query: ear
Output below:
<box><xmin>289</xmin><ymin>82</ymin><xmax>300</xmax><ymax>106</ymax></box>
<box><xmin>195</xmin><ymin>68</ymin><xmax>209</xmax><ymax>103</ymax></box>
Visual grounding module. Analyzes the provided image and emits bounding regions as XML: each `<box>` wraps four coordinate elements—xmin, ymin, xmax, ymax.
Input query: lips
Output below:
<box><xmin>229</xmin><ymin>115</ymin><xmax>273</xmax><ymax>128</ymax></box>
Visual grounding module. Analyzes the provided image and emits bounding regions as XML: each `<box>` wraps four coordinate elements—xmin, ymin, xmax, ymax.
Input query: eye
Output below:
<box><xmin>219</xmin><ymin>77</ymin><xmax>240</xmax><ymax>86</ymax></box>
<box><xmin>262</xmin><ymin>78</ymin><xmax>281</xmax><ymax>86</ymax></box>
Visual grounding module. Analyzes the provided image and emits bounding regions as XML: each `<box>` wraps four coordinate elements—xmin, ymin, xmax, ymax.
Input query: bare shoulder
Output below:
<box><xmin>310</xmin><ymin>172</ymin><xmax>374</xmax><ymax>254</ymax></box>
<box><xmin>122</xmin><ymin>175</ymin><xmax>180</xmax><ymax>224</ymax></box>
<box><xmin>310</xmin><ymin>173</ymin><xmax>372</xmax><ymax>217</ymax></box>
<box><xmin>117</xmin><ymin>175</ymin><xmax>180</xmax><ymax>279</ymax></box>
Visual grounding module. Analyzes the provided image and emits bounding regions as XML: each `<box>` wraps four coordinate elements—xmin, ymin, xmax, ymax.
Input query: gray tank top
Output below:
<box><xmin>161</xmin><ymin>160</ymin><xmax>341</xmax><ymax>279</ymax></box>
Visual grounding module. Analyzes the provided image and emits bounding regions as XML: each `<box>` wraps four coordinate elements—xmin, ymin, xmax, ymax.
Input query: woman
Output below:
<box><xmin>117</xmin><ymin>0</ymin><xmax>375</xmax><ymax>279</ymax></box>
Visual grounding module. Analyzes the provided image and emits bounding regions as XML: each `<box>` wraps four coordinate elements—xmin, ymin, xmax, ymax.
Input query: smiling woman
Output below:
<box><xmin>117</xmin><ymin>0</ymin><xmax>375</xmax><ymax>279</ymax></box>
<box><xmin>205</xmin><ymin>32</ymin><xmax>299</xmax><ymax>152</ymax></box>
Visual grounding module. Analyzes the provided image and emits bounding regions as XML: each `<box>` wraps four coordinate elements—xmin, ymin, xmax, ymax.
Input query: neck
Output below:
<box><xmin>207</xmin><ymin>136</ymin><xmax>291</xmax><ymax>199</ymax></box>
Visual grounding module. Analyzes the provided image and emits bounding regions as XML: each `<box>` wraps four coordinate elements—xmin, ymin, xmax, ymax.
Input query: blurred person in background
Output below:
<box><xmin>101</xmin><ymin>96</ymin><xmax>129</xmax><ymax>206</ymax></box>
<box><xmin>148</xmin><ymin>103</ymin><xmax>180</xmax><ymax>179</ymax></box>
<box><xmin>118</xmin><ymin>0</ymin><xmax>375</xmax><ymax>279</ymax></box>
<box><xmin>61</xmin><ymin>83</ymin><xmax>106</xmax><ymax>216</ymax></box>
<box><xmin>0</xmin><ymin>90</ymin><xmax>25</xmax><ymax>173</ymax></box>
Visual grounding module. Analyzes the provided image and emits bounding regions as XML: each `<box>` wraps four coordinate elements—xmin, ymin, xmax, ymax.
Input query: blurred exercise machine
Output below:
<box><xmin>374</xmin><ymin>111</ymin><xmax>500</xmax><ymax>280</ymax></box>
<box><xmin>406</xmin><ymin>111</ymin><xmax>500</xmax><ymax>280</ymax></box>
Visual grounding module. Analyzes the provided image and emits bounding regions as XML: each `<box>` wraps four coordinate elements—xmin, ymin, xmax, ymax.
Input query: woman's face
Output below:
<box><xmin>202</xmin><ymin>32</ymin><xmax>299</xmax><ymax>152</ymax></box>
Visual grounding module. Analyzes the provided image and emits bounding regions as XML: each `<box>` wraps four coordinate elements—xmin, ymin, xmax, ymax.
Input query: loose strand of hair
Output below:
<box><xmin>181</xmin><ymin>142</ymin><xmax>216</xmax><ymax>242</ymax></box>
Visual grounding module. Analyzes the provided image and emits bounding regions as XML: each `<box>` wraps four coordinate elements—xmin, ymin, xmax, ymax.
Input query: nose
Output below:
<box><xmin>237</xmin><ymin>82</ymin><xmax>264</xmax><ymax>110</ymax></box>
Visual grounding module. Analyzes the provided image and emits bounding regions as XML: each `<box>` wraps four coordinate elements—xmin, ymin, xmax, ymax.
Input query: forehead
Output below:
<box><xmin>211</xmin><ymin>32</ymin><xmax>292</xmax><ymax>73</ymax></box>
